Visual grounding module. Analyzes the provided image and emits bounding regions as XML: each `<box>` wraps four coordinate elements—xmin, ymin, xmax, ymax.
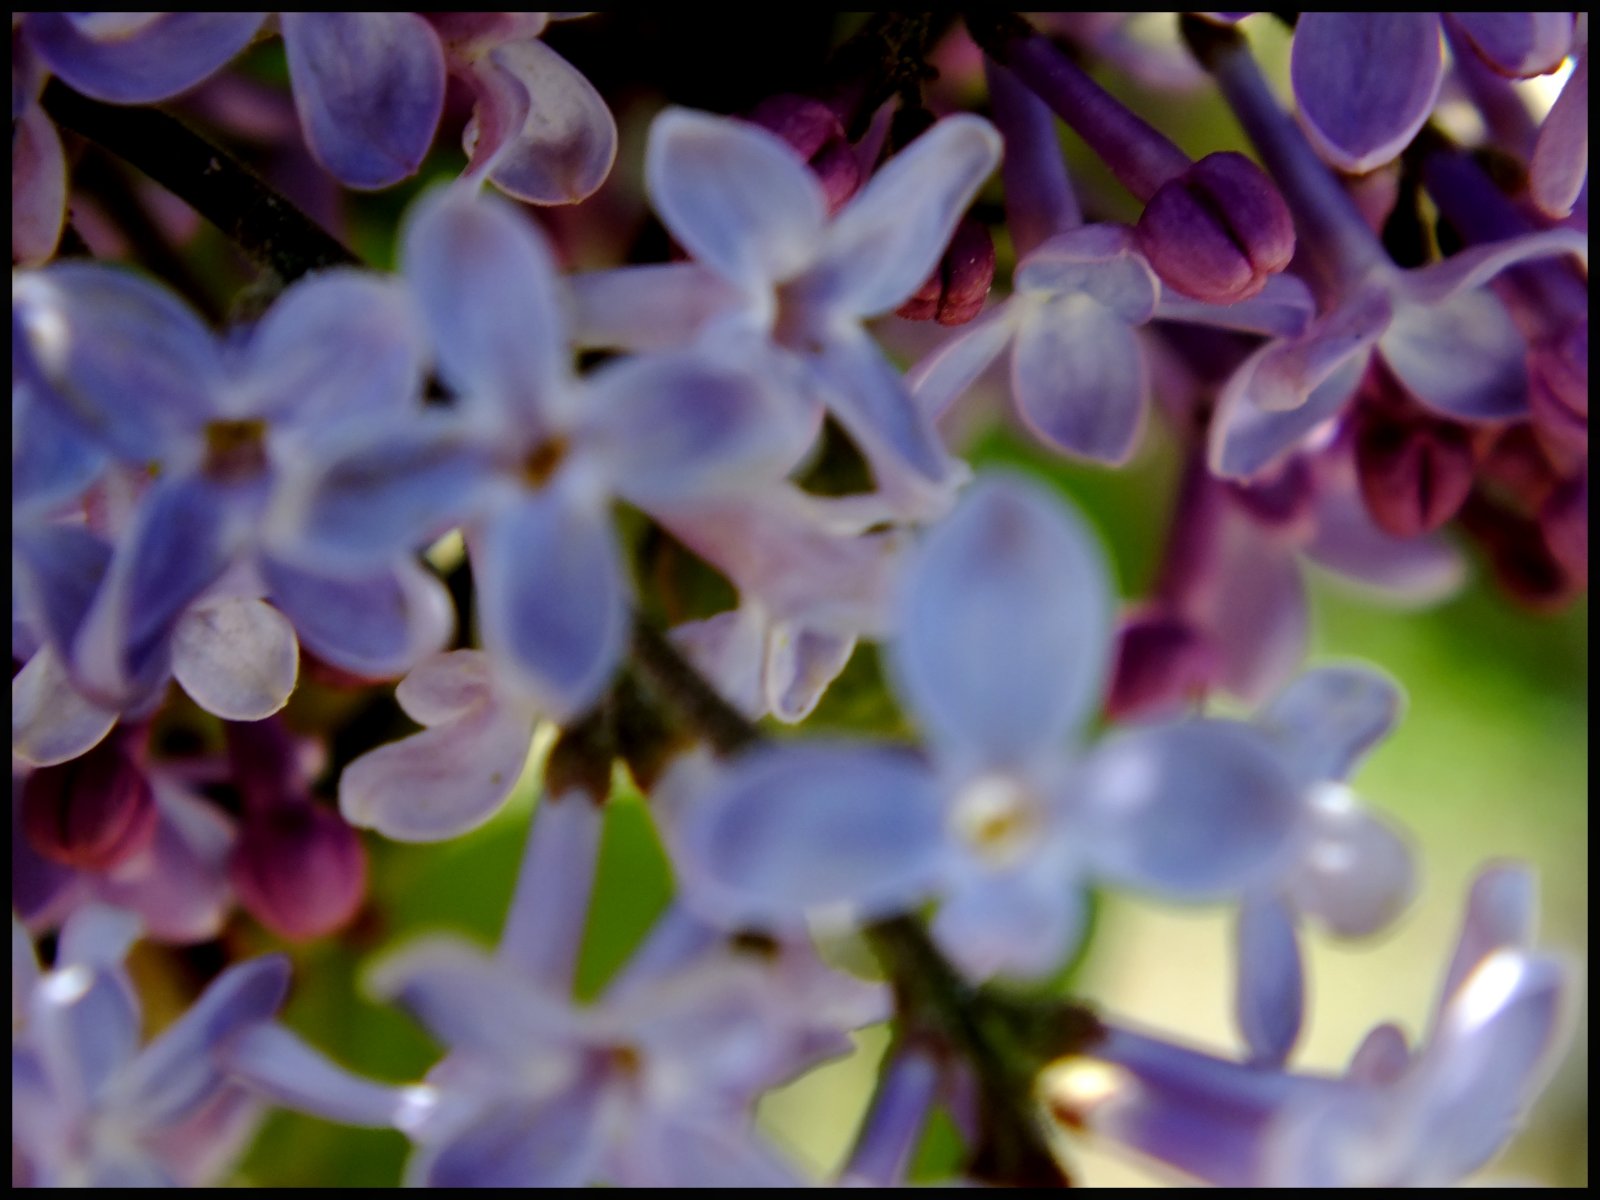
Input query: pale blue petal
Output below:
<box><xmin>1259</xmin><ymin>665</ymin><xmax>1402</xmax><ymax>785</ymax></box>
<box><xmin>415</xmin><ymin>1082</ymin><xmax>606</xmax><ymax>1188</ymax></box>
<box><xmin>1012</xmin><ymin>295</ymin><xmax>1147</xmax><ymax>463</ymax></box>
<box><xmin>644</xmin><ymin>107</ymin><xmax>827</xmax><ymax>290</ymax></box>
<box><xmin>1436</xmin><ymin>864</ymin><xmax>1538</xmax><ymax>1020</ymax></box>
<box><xmin>765</xmin><ymin>626</ymin><xmax>855</xmax><ymax>723</ymax></box>
<box><xmin>1235</xmin><ymin>895</ymin><xmax>1303</xmax><ymax>1066</ymax></box>
<box><xmin>11</xmin><ymin>647</ymin><xmax>118</xmax><ymax>767</ymax></box>
<box><xmin>281</xmin><ymin>13</ymin><xmax>444</xmax><ymax>190</ymax></box>
<box><xmin>615</xmin><ymin>1117</ymin><xmax>807</xmax><ymax>1188</ymax></box>
<box><xmin>25</xmin><ymin>13</ymin><xmax>265</xmax><ymax>104</ymax></box>
<box><xmin>1079</xmin><ymin>720</ymin><xmax>1302</xmax><ymax>898</ymax></box>
<box><xmin>806</xmin><ymin>115</ymin><xmax>1002</xmax><ymax>316</ymax></box>
<box><xmin>171</xmin><ymin>597</ymin><xmax>298</xmax><ymax>721</ymax></box>
<box><xmin>1155</xmin><ymin>271</ymin><xmax>1316</xmax><ymax>338</ymax></box>
<box><xmin>906</xmin><ymin>303</ymin><xmax>1019</xmax><ymax>421</ymax></box>
<box><xmin>1379</xmin><ymin>288</ymin><xmax>1530</xmax><ymax>421</ymax></box>
<box><xmin>1210</xmin><ymin>348</ymin><xmax>1369</xmax><ymax>480</ymax></box>
<box><xmin>263</xmin><ymin>556</ymin><xmax>453</xmax><ymax>681</ymax></box>
<box><xmin>11</xmin><ymin>523</ymin><xmax>112</xmax><ymax>667</ymax></box>
<box><xmin>111</xmin><ymin>955</ymin><xmax>290</xmax><ymax>1129</ymax></box>
<box><xmin>890</xmin><ymin>474</ymin><xmax>1113</xmax><ymax>767</ymax></box>
<box><xmin>1014</xmin><ymin>224</ymin><xmax>1160</xmax><ymax>323</ymax></box>
<box><xmin>670</xmin><ymin>742</ymin><xmax>945</xmax><ymax>931</ymax></box>
<box><xmin>473</xmin><ymin>487</ymin><xmax>628</xmax><ymax>720</ymax></box>
<box><xmin>401</xmin><ymin>187</ymin><xmax>570</xmax><ymax>426</ymax></box>
<box><xmin>13</xmin><ymin>265</ymin><xmax>223</xmax><ymax>461</ymax></box>
<box><xmin>223</xmin><ymin>1023</ymin><xmax>422</xmax><ymax>1128</ymax></box>
<box><xmin>568</xmin><ymin>264</ymin><xmax>745</xmax><ymax>352</ymax></box>
<box><xmin>238</xmin><ymin>270</ymin><xmax>426</xmax><ymax>429</ymax></box>
<box><xmin>30</xmin><ymin>962</ymin><xmax>141</xmax><ymax>1108</ymax></box>
<box><xmin>1285</xmin><ymin>798</ymin><xmax>1415</xmax><ymax>938</ymax></box>
<box><xmin>932</xmin><ymin>868</ymin><xmax>1086</xmax><ymax>982</ymax></box>
<box><xmin>1198</xmin><ymin>510</ymin><xmax>1309</xmax><ymax>706</ymax></box>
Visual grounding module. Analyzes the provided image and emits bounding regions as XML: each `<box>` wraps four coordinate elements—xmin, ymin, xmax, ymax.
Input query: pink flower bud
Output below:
<box><xmin>230</xmin><ymin>804</ymin><xmax>368</xmax><ymax>941</ymax></box>
<box><xmin>895</xmin><ymin>216</ymin><xmax>996</xmax><ymax>325</ymax></box>
<box><xmin>1540</xmin><ymin>472</ymin><xmax>1588</xmax><ymax>584</ymax></box>
<box><xmin>1356</xmin><ymin>415</ymin><xmax>1476</xmax><ymax>538</ymax></box>
<box><xmin>21</xmin><ymin>740</ymin><xmax>157</xmax><ymax>871</ymax></box>
<box><xmin>1136</xmin><ymin>151</ymin><xmax>1295</xmax><ymax>304</ymax></box>
<box><xmin>747</xmin><ymin>94</ymin><xmax>862</xmax><ymax>214</ymax></box>
<box><xmin>1106</xmin><ymin>612</ymin><xmax>1221</xmax><ymax>722</ymax></box>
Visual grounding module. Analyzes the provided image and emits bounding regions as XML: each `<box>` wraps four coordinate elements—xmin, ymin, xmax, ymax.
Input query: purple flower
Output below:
<box><xmin>12</xmin><ymin>905</ymin><xmax>289</xmax><ymax>1186</ymax></box>
<box><xmin>669</xmin><ymin>474</ymin><xmax>1304</xmax><ymax>980</ymax></box>
<box><xmin>1053</xmin><ymin>862</ymin><xmax>1576</xmax><ymax>1186</ymax></box>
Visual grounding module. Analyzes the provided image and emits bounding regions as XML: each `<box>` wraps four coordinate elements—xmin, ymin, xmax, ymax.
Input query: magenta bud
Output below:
<box><xmin>1106</xmin><ymin>612</ymin><xmax>1221</xmax><ymax>722</ymax></box>
<box><xmin>895</xmin><ymin>216</ymin><xmax>996</xmax><ymax>325</ymax></box>
<box><xmin>230</xmin><ymin>804</ymin><xmax>368</xmax><ymax>941</ymax></box>
<box><xmin>1526</xmin><ymin>327</ymin><xmax>1588</xmax><ymax>472</ymax></box>
<box><xmin>1135</xmin><ymin>151</ymin><xmax>1295</xmax><ymax>304</ymax></box>
<box><xmin>1540</xmin><ymin>473</ymin><xmax>1588</xmax><ymax>584</ymax></box>
<box><xmin>747</xmin><ymin>94</ymin><xmax>862</xmax><ymax>214</ymax></box>
<box><xmin>21</xmin><ymin>740</ymin><xmax>157</xmax><ymax>872</ymax></box>
<box><xmin>1460</xmin><ymin>494</ymin><xmax>1579</xmax><ymax>612</ymax></box>
<box><xmin>1356</xmin><ymin>415</ymin><xmax>1476</xmax><ymax>538</ymax></box>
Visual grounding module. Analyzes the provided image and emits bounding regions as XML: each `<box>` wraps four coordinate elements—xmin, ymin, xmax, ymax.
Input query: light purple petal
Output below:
<box><xmin>1210</xmin><ymin>347</ymin><xmax>1370</xmax><ymax>480</ymax></box>
<box><xmin>1291</xmin><ymin>13</ymin><xmax>1444</xmax><ymax>173</ymax></box>
<box><xmin>473</xmin><ymin>487</ymin><xmax>628</xmax><ymax>720</ymax></box>
<box><xmin>615</xmin><ymin>1116</ymin><xmax>807</xmax><ymax>1188</ymax></box>
<box><xmin>1155</xmin><ymin>271</ymin><xmax>1317</xmax><ymax>338</ymax></box>
<box><xmin>670</xmin><ymin>742</ymin><xmax>945</xmax><ymax>931</ymax></box>
<box><xmin>171</xmin><ymin>597</ymin><xmax>298</xmax><ymax>721</ymax></box>
<box><xmin>567</xmin><ymin>264</ymin><xmax>745</xmax><ymax>352</ymax></box>
<box><xmin>1284</xmin><ymin>792</ymin><xmax>1416</xmax><ymax>938</ymax></box>
<box><xmin>1302</xmin><ymin>466</ymin><xmax>1467</xmax><ymax>602</ymax></box>
<box><xmin>12</xmin><ymin>378</ymin><xmax>107</xmax><ymax>519</ymax></box>
<box><xmin>1393</xmin><ymin>228</ymin><xmax>1587</xmax><ymax>307</ymax></box>
<box><xmin>1345</xmin><ymin>1022</ymin><xmax>1411</xmax><ymax>1085</ymax></box>
<box><xmin>1436</xmin><ymin>863</ymin><xmax>1538</xmax><ymax>1019</ymax></box>
<box><xmin>30</xmin><ymin>962</ymin><xmax>141</xmax><ymax>1108</ymax></box>
<box><xmin>223</xmin><ymin>1023</ymin><xmax>422</xmax><ymax>1128</ymax></box>
<box><xmin>1234</xmin><ymin>285</ymin><xmax>1394</xmax><ymax>414</ymax></box>
<box><xmin>12</xmin><ymin>102</ymin><xmax>65</xmax><ymax>267</ymax></box>
<box><xmin>906</xmin><ymin>302</ymin><xmax>1020</xmax><ymax>421</ymax></box>
<box><xmin>72</xmin><ymin>474</ymin><xmax>236</xmax><ymax>706</ymax></box>
<box><xmin>1530</xmin><ymin>46</ymin><xmax>1588</xmax><ymax>218</ymax></box>
<box><xmin>892</xmin><ymin>475</ymin><xmax>1113</xmax><ymax>767</ymax></box>
<box><xmin>262</xmin><ymin>556</ymin><xmax>453</xmax><ymax>681</ymax></box>
<box><xmin>809</xmin><ymin>326</ymin><xmax>961</xmax><ymax>496</ymax></box>
<box><xmin>671</xmin><ymin>609</ymin><xmax>768</xmax><ymax>719</ymax></box>
<box><xmin>393</xmin><ymin>649</ymin><xmax>500</xmax><ymax>725</ymax></box>
<box><xmin>401</xmin><ymin>186</ymin><xmax>570</xmax><ymax>425</ymax></box>
<box><xmin>269</xmin><ymin>422</ymin><xmax>496</xmax><ymax>571</ymax></box>
<box><xmin>1446</xmin><ymin>13</ymin><xmax>1573</xmax><ymax>78</ymax></box>
<box><xmin>281</xmin><ymin>13</ymin><xmax>444</xmax><ymax>190</ymax></box>
<box><xmin>467</xmin><ymin>38</ymin><xmax>617</xmax><ymax>205</ymax></box>
<box><xmin>12</xmin><ymin>646</ymin><xmax>119</xmax><ymax>767</ymax></box>
<box><xmin>1258</xmin><ymin>665</ymin><xmax>1403</xmax><ymax>785</ymax></box>
<box><xmin>1200</xmin><ymin>510</ymin><xmax>1309</xmax><ymax>705</ymax></box>
<box><xmin>932</xmin><ymin>866</ymin><xmax>1086</xmax><ymax>981</ymax></box>
<box><xmin>24</xmin><ymin>13</ymin><xmax>266</xmax><ymax>104</ymax></box>
<box><xmin>56</xmin><ymin>903</ymin><xmax>142</xmax><ymax>968</ymax></box>
<box><xmin>339</xmin><ymin>696</ymin><xmax>535</xmax><ymax>842</ymax></box>
<box><xmin>1235</xmin><ymin>895</ymin><xmax>1304</xmax><ymax>1066</ymax></box>
<box><xmin>1078</xmin><ymin>719</ymin><xmax>1303</xmax><ymax>898</ymax></box>
<box><xmin>110</xmin><ymin>954</ymin><xmax>290</xmax><ymax>1129</ymax></box>
<box><xmin>13</xmin><ymin>265</ymin><xmax>223</xmax><ymax>461</ymax></box>
<box><xmin>1014</xmin><ymin>224</ymin><xmax>1160</xmax><ymax>323</ymax></box>
<box><xmin>415</xmin><ymin>1082</ymin><xmax>606</xmax><ymax>1188</ymax></box>
<box><xmin>238</xmin><ymin>270</ymin><xmax>426</xmax><ymax>428</ymax></box>
<box><xmin>99</xmin><ymin>781</ymin><xmax>236</xmax><ymax>944</ymax></box>
<box><xmin>644</xmin><ymin>107</ymin><xmax>827</xmax><ymax>289</ymax></box>
<box><xmin>1012</xmin><ymin>294</ymin><xmax>1148</xmax><ymax>463</ymax></box>
<box><xmin>806</xmin><ymin>115</ymin><xmax>1003</xmax><ymax>316</ymax></box>
<box><xmin>498</xmin><ymin>792</ymin><xmax>603</xmax><ymax>991</ymax></box>
<box><xmin>12</xmin><ymin>524</ymin><xmax>112</xmax><ymax>666</ymax></box>
<box><xmin>1379</xmin><ymin>288</ymin><xmax>1531</xmax><ymax>421</ymax></box>
<box><xmin>765</xmin><ymin>625</ymin><xmax>855</xmax><ymax>723</ymax></box>
<box><xmin>585</xmin><ymin>346</ymin><xmax>813</xmax><ymax>504</ymax></box>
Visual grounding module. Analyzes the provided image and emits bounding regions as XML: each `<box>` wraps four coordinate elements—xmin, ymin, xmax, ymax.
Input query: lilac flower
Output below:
<box><xmin>20</xmin><ymin>14</ymin><xmax>268</xmax><ymax>106</ymax></box>
<box><xmin>1290</xmin><ymin>13</ymin><xmax>1574</xmax><ymax>175</ymax></box>
<box><xmin>277</xmin><ymin>185</ymin><xmax>813</xmax><ymax>722</ymax></box>
<box><xmin>570</xmin><ymin>106</ymin><xmax>1002</xmax><ymax>515</ymax></box>
<box><xmin>12</xmin><ymin>263</ymin><xmax>452</xmax><ymax>711</ymax></box>
<box><xmin>1529</xmin><ymin>16</ymin><xmax>1588</xmax><ymax>220</ymax></box>
<box><xmin>224</xmin><ymin>793</ymin><xmax>882</xmax><ymax>1186</ymax></box>
<box><xmin>12</xmin><ymin>905</ymin><xmax>290</xmax><ymax>1187</ymax></box>
<box><xmin>1054</xmin><ymin>862</ymin><xmax>1576</xmax><ymax>1186</ymax></box>
<box><xmin>669</xmin><ymin>474</ymin><xmax>1305</xmax><ymax>981</ymax></box>
<box><xmin>1196</xmin><ymin>23</ymin><xmax>1588</xmax><ymax>481</ymax></box>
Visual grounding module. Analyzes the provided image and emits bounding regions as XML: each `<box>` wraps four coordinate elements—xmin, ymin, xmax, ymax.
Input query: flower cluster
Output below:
<box><xmin>12</xmin><ymin>11</ymin><xmax>1585</xmax><ymax>1188</ymax></box>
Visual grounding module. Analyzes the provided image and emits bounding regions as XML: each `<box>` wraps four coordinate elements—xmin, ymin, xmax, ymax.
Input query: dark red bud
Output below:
<box><xmin>22</xmin><ymin>741</ymin><xmax>157</xmax><ymax>871</ymax></box>
<box><xmin>1356</xmin><ymin>416</ymin><xmax>1476</xmax><ymax>538</ymax></box>
<box><xmin>1540</xmin><ymin>473</ymin><xmax>1588</xmax><ymax>584</ymax></box>
<box><xmin>230</xmin><ymin>803</ymin><xmax>367</xmax><ymax>941</ymax></box>
<box><xmin>1526</xmin><ymin>328</ymin><xmax>1588</xmax><ymax>472</ymax></box>
<box><xmin>1136</xmin><ymin>151</ymin><xmax>1295</xmax><ymax>304</ymax></box>
<box><xmin>1106</xmin><ymin>612</ymin><xmax>1221</xmax><ymax>722</ymax></box>
<box><xmin>1459</xmin><ymin>493</ymin><xmax>1580</xmax><ymax>611</ymax></box>
<box><xmin>1475</xmin><ymin>424</ymin><xmax>1560</xmax><ymax>514</ymax></box>
<box><xmin>747</xmin><ymin>94</ymin><xmax>862</xmax><ymax>214</ymax></box>
<box><xmin>895</xmin><ymin>216</ymin><xmax>996</xmax><ymax>325</ymax></box>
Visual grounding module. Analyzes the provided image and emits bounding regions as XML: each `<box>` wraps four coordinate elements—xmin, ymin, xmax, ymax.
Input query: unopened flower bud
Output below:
<box><xmin>1106</xmin><ymin>612</ymin><xmax>1221</xmax><ymax>721</ymax></box>
<box><xmin>1356</xmin><ymin>414</ymin><xmax>1476</xmax><ymax>538</ymax></box>
<box><xmin>230</xmin><ymin>803</ymin><xmax>368</xmax><ymax>941</ymax></box>
<box><xmin>1136</xmin><ymin>151</ymin><xmax>1294</xmax><ymax>304</ymax></box>
<box><xmin>747</xmin><ymin>94</ymin><xmax>862</xmax><ymax>214</ymax></box>
<box><xmin>895</xmin><ymin>216</ymin><xmax>996</xmax><ymax>325</ymax></box>
<box><xmin>1526</xmin><ymin>327</ymin><xmax>1588</xmax><ymax>471</ymax></box>
<box><xmin>1540</xmin><ymin>473</ymin><xmax>1588</xmax><ymax>584</ymax></box>
<box><xmin>1459</xmin><ymin>493</ymin><xmax>1579</xmax><ymax>611</ymax></box>
<box><xmin>21</xmin><ymin>739</ymin><xmax>157</xmax><ymax>871</ymax></box>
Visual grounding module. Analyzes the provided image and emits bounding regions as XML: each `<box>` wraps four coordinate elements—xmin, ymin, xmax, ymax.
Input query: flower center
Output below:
<box><xmin>202</xmin><ymin>418</ymin><xmax>269</xmax><ymax>481</ymax></box>
<box><xmin>520</xmin><ymin>436</ymin><xmax>569</xmax><ymax>488</ymax></box>
<box><xmin>949</xmin><ymin>773</ymin><xmax>1040</xmax><ymax>867</ymax></box>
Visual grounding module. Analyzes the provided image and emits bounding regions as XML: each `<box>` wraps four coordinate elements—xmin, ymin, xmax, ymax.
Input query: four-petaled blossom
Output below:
<box><xmin>669</xmin><ymin>474</ymin><xmax>1305</xmax><ymax>980</ymax></box>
